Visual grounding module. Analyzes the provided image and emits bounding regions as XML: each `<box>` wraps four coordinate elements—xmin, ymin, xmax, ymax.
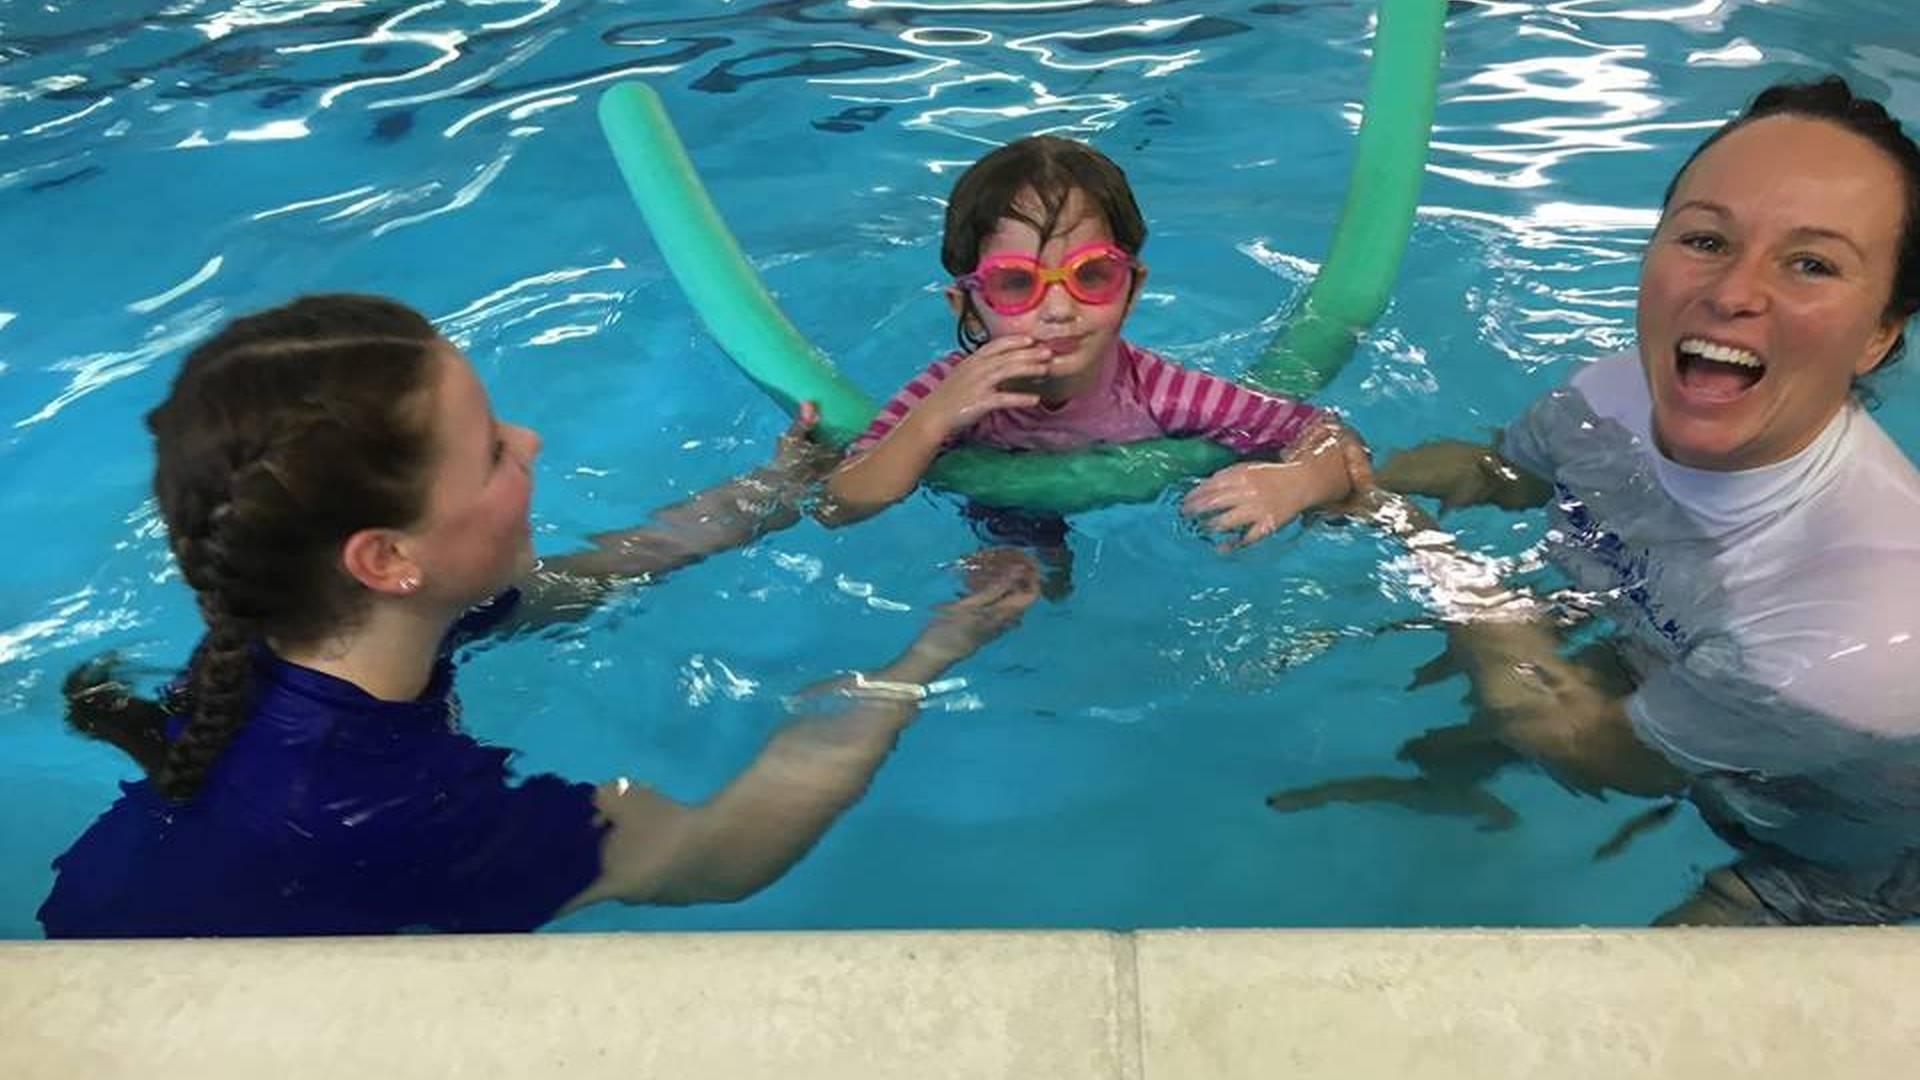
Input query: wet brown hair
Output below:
<box><xmin>941</xmin><ymin>135</ymin><xmax>1148</xmax><ymax>351</ymax></box>
<box><xmin>65</xmin><ymin>294</ymin><xmax>442</xmax><ymax>800</ymax></box>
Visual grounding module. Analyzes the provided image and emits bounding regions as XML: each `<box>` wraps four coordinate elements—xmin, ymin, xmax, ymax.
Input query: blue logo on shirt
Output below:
<box><xmin>1553</xmin><ymin>483</ymin><xmax>1690</xmax><ymax>650</ymax></box>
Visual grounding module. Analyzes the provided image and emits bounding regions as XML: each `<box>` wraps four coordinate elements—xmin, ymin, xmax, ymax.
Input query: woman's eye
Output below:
<box><xmin>1791</xmin><ymin>255</ymin><xmax>1836</xmax><ymax>277</ymax></box>
<box><xmin>492</xmin><ymin>439</ymin><xmax>507</xmax><ymax>465</ymax></box>
<box><xmin>1678</xmin><ymin>232</ymin><xmax>1724</xmax><ymax>253</ymax></box>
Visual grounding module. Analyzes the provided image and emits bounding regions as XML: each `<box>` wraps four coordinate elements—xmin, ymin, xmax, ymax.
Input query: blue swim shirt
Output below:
<box><xmin>38</xmin><ymin>596</ymin><xmax>608</xmax><ymax>937</ymax></box>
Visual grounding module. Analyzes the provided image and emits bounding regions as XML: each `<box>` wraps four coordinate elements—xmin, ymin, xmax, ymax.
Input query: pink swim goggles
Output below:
<box><xmin>955</xmin><ymin>242</ymin><xmax>1139</xmax><ymax>316</ymax></box>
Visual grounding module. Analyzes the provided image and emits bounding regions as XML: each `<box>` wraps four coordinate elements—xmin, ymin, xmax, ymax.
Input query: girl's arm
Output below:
<box><xmin>1135</xmin><ymin>350</ymin><xmax>1322</xmax><ymax>455</ymax></box>
<box><xmin>817</xmin><ymin>338</ymin><xmax>1052</xmax><ymax>528</ymax></box>
<box><xmin>818</xmin><ymin>411</ymin><xmax>950</xmax><ymax>527</ymax></box>
<box><xmin>563</xmin><ymin>553</ymin><xmax>1042</xmax><ymax>908</ymax></box>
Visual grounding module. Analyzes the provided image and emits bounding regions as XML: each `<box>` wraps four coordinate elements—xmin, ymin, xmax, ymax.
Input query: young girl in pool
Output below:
<box><xmin>821</xmin><ymin>135</ymin><xmax>1370</xmax><ymax>551</ymax></box>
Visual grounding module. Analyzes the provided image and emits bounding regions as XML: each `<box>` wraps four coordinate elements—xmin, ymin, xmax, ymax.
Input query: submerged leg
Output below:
<box><xmin>1395</xmin><ymin>720</ymin><xmax>1521</xmax><ymax>785</ymax></box>
<box><xmin>1592</xmin><ymin>799</ymin><xmax>1681</xmax><ymax>860</ymax></box>
<box><xmin>1653</xmin><ymin>866</ymin><xmax>1778</xmax><ymax>926</ymax></box>
<box><xmin>1267</xmin><ymin>775</ymin><xmax>1518</xmax><ymax>832</ymax></box>
<box><xmin>1268</xmin><ymin>721</ymin><xmax>1523</xmax><ymax>832</ymax></box>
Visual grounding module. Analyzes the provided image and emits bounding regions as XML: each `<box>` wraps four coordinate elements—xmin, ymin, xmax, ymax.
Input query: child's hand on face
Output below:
<box><xmin>911</xmin><ymin>335</ymin><xmax>1055</xmax><ymax>437</ymax></box>
<box><xmin>1180</xmin><ymin>420</ymin><xmax>1374</xmax><ymax>551</ymax></box>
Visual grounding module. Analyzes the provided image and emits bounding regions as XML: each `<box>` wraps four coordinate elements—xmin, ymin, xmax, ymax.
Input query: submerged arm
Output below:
<box><xmin>1371</xmin><ymin>494</ymin><xmax>1684</xmax><ymax>798</ymax></box>
<box><xmin>507</xmin><ymin>405</ymin><xmax>837</xmax><ymax>629</ymax></box>
<box><xmin>565</xmin><ymin>556</ymin><xmax>1041</xmax><ymax>907</ymax></box>
<box><xmin>1375</xmin><ymin>438</ymin><xmax>1554</xmax><ymax>512</ymax></box>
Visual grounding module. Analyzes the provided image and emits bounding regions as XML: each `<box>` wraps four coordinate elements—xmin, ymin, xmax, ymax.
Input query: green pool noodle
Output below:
<box><xmin>1250</xmin><ymin>0</ymin><xmax>1447</xmax><ymax>397</ymax></box>
<box><xmin>596</xmin><ymin>0</ymin><xmax>1443</xmax><ymax>513</ymax></box>
<box><xmin>595</xmin><ymin>84</ymin><xmax>874</xmax><ymax>445</ymax></box>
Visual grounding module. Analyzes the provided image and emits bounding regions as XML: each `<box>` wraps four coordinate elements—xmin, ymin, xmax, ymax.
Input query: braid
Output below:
<box><xmin>158</xmin><ymin>591</ymin><xmax>256</xmax><ymax>800</ymax></box>
<box><xmin>158</xmin><ymin>475</ymin><xmax>280</xmax><ymax>799</ymax></box>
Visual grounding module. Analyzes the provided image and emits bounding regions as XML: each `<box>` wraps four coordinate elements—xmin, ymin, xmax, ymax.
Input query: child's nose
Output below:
<box><xmin>1036</xmin><ymin>278</ymin><xmax>1077</xmax><ymax>320</ymax></box>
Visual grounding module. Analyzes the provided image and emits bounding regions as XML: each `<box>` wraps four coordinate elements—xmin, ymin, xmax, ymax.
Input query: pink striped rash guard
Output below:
<box><xmin>848</xmin><ymin>339</ymin><xmax>1324</xmax><ymax>457</ymax></box>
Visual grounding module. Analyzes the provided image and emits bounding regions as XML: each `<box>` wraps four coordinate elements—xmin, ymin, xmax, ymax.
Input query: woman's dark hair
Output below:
<box><xmin>64</xmin><ymin>294</ymin><xmax>442</xmax><ymax>800</ymax></box>
<box><xmin>941</xmin><ymin>135</ymin><xmax>1148</xmax><ymax>351</ymax></box>
<box><xmin>1661</xmin><ymin>75</ymin><xmax>1920</xmax><ymax>372</ymax></box>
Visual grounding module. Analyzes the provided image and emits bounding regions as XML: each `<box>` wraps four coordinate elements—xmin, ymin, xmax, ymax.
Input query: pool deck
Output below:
<box><xmin>5</xmin><ymin>927</ymin><xmax>1915</xmax><ymax>1078</ymax></box>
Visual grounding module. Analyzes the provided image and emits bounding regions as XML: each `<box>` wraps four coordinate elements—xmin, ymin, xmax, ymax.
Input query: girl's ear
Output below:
<box><xmin>948</xmin><ymin>287</ymin><xmax>989</xmax><ymax>348</ymax></box>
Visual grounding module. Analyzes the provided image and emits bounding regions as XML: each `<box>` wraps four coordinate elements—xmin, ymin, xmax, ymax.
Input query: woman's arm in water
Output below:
<box><xmin>505</xmin><ymin>404</ymin><xmax>838</xmax><ymax>629</ymax></box>
<box><xmin>1374</xmin><ymin>438</ymin><xmax>1554</xmax><ymax>512</ymax></box>
<box><xmin>1365</xmin><ymin>492</ymin><xmax>1684</xmax><ymax>798</ymax></box>
<box><xmin>562</xmin><ymin>555</ymin><xmax>1041</xmax><ymax>908</ymax></box>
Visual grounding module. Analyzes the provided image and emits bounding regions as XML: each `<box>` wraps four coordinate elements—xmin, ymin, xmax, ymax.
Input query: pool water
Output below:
<box><xmin>3</xmin><ymin>0</ymin><xmax>1916</xmax><ymax>936</ymax></box>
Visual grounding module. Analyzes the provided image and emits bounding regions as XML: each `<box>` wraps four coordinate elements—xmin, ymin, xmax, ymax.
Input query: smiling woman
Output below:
<box><xmin>1640</xmin><ymin>108</ymin><xmax>1917</xmax><ymax>471</ymax></box>
<box><xmin>1279</xmin><ymin>76</ymin><xmax>1920</xmax><ymax>926</ymax></box>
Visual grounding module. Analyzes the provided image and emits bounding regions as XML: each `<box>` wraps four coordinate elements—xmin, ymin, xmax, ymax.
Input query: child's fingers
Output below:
<box><xmin>940</xmin><ymin>579</ymin><xmax>1033</xmax><ymax>625</ymax></box>
<box><xmin>985</xmin><ymin>391</ymin><xmax>1043</xmax><ymax>412</ymax></box>
<box><xmin>1179</xmin><ymin>476</ymin><xmax>1226</xmax><ymax>513</ymax></box>
<box><xmin>1232</xmin><ymin>517</ymin><xmax>1284</xmax><ymax>550</ymax></box>
<box><xmin>1181</xmin><ymin>479</ymin><xmax>1251</xmax><ymax>516</ymax></box>
<box><xmin>975</xmin><ymin>340</ymin><xmax>1052</xmax><ymax>366</ymax></box>
<box><xmin>974</xmin><ymin>352</ymin><xmax>1052</xmax><ymax>383</ymax></box>
<box><xmin>973</xmin><ymin>334</ymin><xmax>1037</xmax><ymax>358</ymax></box>
<box><xmin>1181</xmin><ymin>463</ymin><xmax>1267</xmax><ymax>511</ymax></box>
<box><xmin>1204</xmin><ymin>502</ymin><xmax>1262</xmax><ymax>535</ymax></box>
<box><xmin>956</xmin><ymin>546</ymin><xmax>1040</xmax><ymax>592</ymax></box>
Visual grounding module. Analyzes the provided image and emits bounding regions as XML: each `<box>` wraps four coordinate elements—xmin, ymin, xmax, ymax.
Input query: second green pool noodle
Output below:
<box><xmin>596</xmin><ymin>0</ymin><xmax>1442</xmax><ymax>514</ymax></box>
<box><xmin>1251</xmin><ymin>0</ymin><xmax>1446</xmax><ymax>398</ymax></box>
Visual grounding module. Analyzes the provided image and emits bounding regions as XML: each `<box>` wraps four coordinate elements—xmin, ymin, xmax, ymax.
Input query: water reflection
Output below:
<box><xmin>1434</xmin><ymin>44</ymin><xmax>1667</xmax><ymax>190</ymax></box>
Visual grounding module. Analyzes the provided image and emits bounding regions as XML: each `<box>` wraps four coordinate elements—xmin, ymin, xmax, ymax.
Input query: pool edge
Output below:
<box><xmin>5</xmin><ymin>926</ymin><xmax>1914</xmax><ymax>1078</ymax></box>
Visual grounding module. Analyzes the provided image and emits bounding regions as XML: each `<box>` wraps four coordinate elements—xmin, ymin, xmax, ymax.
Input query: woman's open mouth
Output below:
<box><xmin>1675</xmin><ymin>336</ymin><xmax>1765</xmax><ymax>404</ymax></box>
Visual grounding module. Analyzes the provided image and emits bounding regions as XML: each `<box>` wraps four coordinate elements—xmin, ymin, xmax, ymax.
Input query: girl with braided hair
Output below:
<box><xmin>41</xmin><ymin>293</ymin><xmax>1037</xmax><ymax>936</ymax></box>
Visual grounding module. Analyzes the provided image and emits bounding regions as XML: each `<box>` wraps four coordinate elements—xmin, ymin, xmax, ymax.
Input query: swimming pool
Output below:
<box><xmin>2</xmin><ymin>0</ymin><xmax>1915</xmax><ymax>937</ymax></box>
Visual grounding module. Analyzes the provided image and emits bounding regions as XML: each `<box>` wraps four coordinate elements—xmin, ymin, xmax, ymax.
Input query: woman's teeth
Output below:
<box><xmin>1676</xmin><ymin>337</ymin><xmax>1765</xmax><ymax>400</ymax></box>
<box><xmin>1678</xmin><ymin>338</ymin><xmax>1762</xmax><ymax>368</ymax></box>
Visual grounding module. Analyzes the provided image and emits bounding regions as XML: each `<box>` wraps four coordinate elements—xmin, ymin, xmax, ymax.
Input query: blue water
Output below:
<box><xmin>3</xmin><ymin>0</ymin><xmax>1917</xmax><ymax>937</ymax></box>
